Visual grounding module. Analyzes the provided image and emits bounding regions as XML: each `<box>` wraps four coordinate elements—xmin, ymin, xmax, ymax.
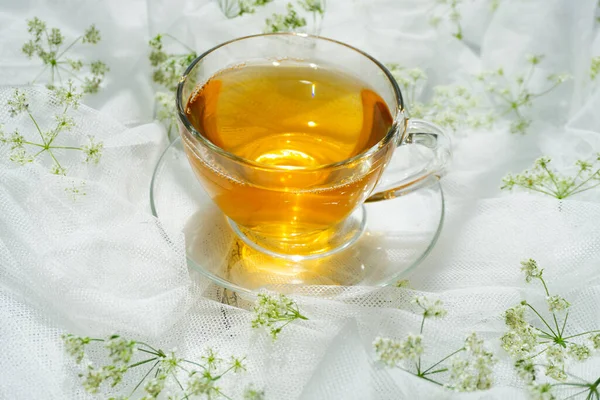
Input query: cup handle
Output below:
<box><xmin>365</xmin><ymin>119</ymin><xmax>451</xmax><ymax>203</ymax></box>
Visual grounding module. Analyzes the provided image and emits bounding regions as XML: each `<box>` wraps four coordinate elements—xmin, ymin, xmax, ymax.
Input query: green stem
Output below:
<box><xmin>215</xmin><ymin>389</ymin><xmax>234</xmax><ymax>400</ymax></box>
<box><xmin>171</xmin><ymin>371</ymin><xmax>185</xmax><ymax>390</ymax></box>
<box><xmin>55</xmin><ymin>65</ymin><xmax>63</xmax><ymax>85</ymax></box>
<box><xmin>530</xmin><ymin>82</ymin><xmax>561</xmax><ymax>99</ymax></box>
<box><xmin>526</xmin><ymin>346</ymin><xmax>549</xmax><ymax>360</ymax></box>
<box><xmin>564</xmin><ymin>388</ymin><xmax>594</xmax><ymax>400</ymax></box>
<box><xmin>524</xmin><ymin>303</ymin><xmax>558</xmax><ymax>338</ymax></box>
<box><xmin>423</xmin><ymin>367</ymin><xmax>449</xmax><ymax>376</ymax></box>
<box><xmin>518</xmin><ymin>64</ymin><xmax>535</xmax><ymax>95</ymax></box>
<box><xmin>552</xmin><ymin>382</ymin><xmax>593</xmax><ymax>388</ymax></box>
<box><xmin>138</xmin><ymin>348</ymin><xmax>161</xmax><ymax>357</ymax></box>
<box><xmin>22</xmin><ymin>140</ymin><xmax>45</xmax><ymax>148</ymax></box>
<box><xmin>33</xmin><ymin>148</ymin><xmax>46</xmax><ymax>157</ymax></box>
<box><xmin>567</xmin><ymin>172</ymin><xmax>600</xmax><ymax>196</ymax></box>
<box><xmin>417</xmin><ymin>374</ymin><xmax>443</xmax><ymax>386</ymax></box>
<box><xmin>419</xmin><ymin>314</ymin><xmax>426</xmax><ymax>335</ymax></box>
<box><xmin>136</xmin><ymin>341</ymin><xmax>163</xmax><ymax>355</ymax></box>
<box><xmin>215</xmin><ymin>363</ymin><xmax>237</xmax><ymax>379</ymax></box>
<box><xmin>515</xmin><ymin>184</ymin><xmax>558</xmax><ymax>198</ymax></box>
<box><xmin>569</xmin><ymin>181</ymin><xmax>600</xmax><ymax>197</ymax></box>
<box><xmin>31</xmin><ymin>65</ymin><xmax>49</xmax><ymax>84</ymax></box>
<box><xmin>129</xmin><ymin>359</ymin><xmax>159</xmax><ymax>396</ymax></box>
<box><xmin>128</xmin><ymin>357</ymin><xmax>158</xmax><ymax>369</ymax></box>
<box><xmin>560</xmin><ymin>310</ymin><xmax>569</xmax><ymax>337</ymax></box>
<box><xmin>47</xmin><ymin>149</ymin><xmax>63</xmax><ymax>171</ymax></box>
<box><xmin>163</xmin><ymin>34</ymin><xmax>196</xmax><ymax>53</ymax></box>
<box><xmin>181</xmin><ymin>359</ymin><xmax>208</xmax><ymax>371</ymax></box>
<box><xmin>539</xmin><ymin>166</ymin><xmax>562</xmax><ymax>201</ymax></box>
<box><xmin>46</xmin><ymin>105</ymin><xmax>69</xmax><ymax>147</ymax></box>
<box><xmin>563</xmin><ymin>330</ymin><xmax>600</xmax><ymax>341</ymax></box>
<box><xmin>57</xmin><ymin>66</ymin><xmax>85</xmax><ymax>83</ymax></box>
<box><xmin>26</xmin><ymin>111</ymin><xmax>47</xmax><ymax>146</ymax></box>
<box><xmin>49</xmin><ymin>145</ymin><xmax>84</xmax><ymax>151</ymax></box>
<box><xmin>421</xmin><ymin>347</ymin><xmax>465</xmax><ymax>375</ymax></box>
<box><xmin>56</xmin><ymin>36</ymin><xmax>82</xmax><ymax>61</ymax></box>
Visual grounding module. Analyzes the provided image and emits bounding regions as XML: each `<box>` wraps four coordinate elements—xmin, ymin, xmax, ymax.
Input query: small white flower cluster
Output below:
<box><xmin>64</xmin><ymin>333</ymin><xmax>256</xmax><ymax>399</ymax></box>
<box><xmin>373</xmin><ymin>335</ymin><xmax>424</xmax><ymax>367</ymax></box>
<box><xmin>387</xmin><ymin>64</ymin><xmax>494</xmax><ymax>134</ymax></box>
<box><xmin>446</xmin><ymin>333</ymin><xmax>497</xmax><ymax>392</ymax></box>
<box><xmin>546</xmin><ymin>295</ymin><xmax>570</xmax><ymax>313</ymax></box>
<box><xmin>502</xmin><ymin>155</ymin><xmax>600</xmax><ymax>199</ymax></box>
<box><xmin>105</xmin><ymin>335</ymin><xmax>136</xmax><ymax>364</ymax></box>
<box><xmin>476</xmin><ymin>56</ymin><xmax>570</xmax><ymax>134</ymax></box>
<box><xmin>500</xmin><ymin>304</ymin><xmax>539</xmax><ymax>358</ymax></box>
<box><xmin>264</xmin><ymin>3</ymin><xmax>307</xmax><ymax>33</ymax></box>
<box><xmin>251</xmin><ymin>293</ymin><xmax>308</xmax><ymax>339</ymax></box>
<box><xmin>1</xmin><ymin>87</ymin><xmax>103</xmax><ymax>174</ymax></box>
<box><xmin>62</xmin><ymin>333</ymin><xmax>91</xmax><ymax>364</ymax></box>
<box><xmin>502</xmin><ymin>258</ymin><xmax>600</xmax><ymax>392</ymax></box>
<box><xmin>529</xmin><ymin>383</ymin><xmax>555</xmax><ymax>400</ymax></box>
<box><xmin>520</xmin><ymin>258</ymin><xmax>543</xmax><ymax>283</ymax></box>
<box><xmin>429</xmin><ymin>0</ymin><xmax>464</xmax><ymax>40</ymax></box>
<box><xmin>412</xmin><ymin>296</ymin><xmax>448</xmax><ymax>319</ymax></box>
<box><xmin>591</xmin><ymin>333</ymin><xmax>600</xmax><ymax>349</ymax></box>
<box><xmin>155</xmin><ymin>91</ymin><xmax>178</xmax><ymax>140</ymax></box>
<box><xmin>592</xmin><ymin>56</ymin><xmax>600</xmax><ymax>80</ymax></box>
<box><xmin>22</xmin><ymin>17</ymin><xmax>108</xmax><ymax>94</ymax></box>
<box><xmin>422</xmin><ymin>85</ymin><xmax>495</xmax><ymax>133</ymax></box>
<box><xmin>243</xmin><ymin>385</ymin><xmax>266</xmax><ymax>400</ymax></box>
<box><xmin>82</xmin><ymin>137</ymin><xmax>104</xmax><ymax>164</ymax></box>
<box><xmin>544</xmin><ymin>346</ymin><xmax>566</xmax><ymax>381</ymax></box>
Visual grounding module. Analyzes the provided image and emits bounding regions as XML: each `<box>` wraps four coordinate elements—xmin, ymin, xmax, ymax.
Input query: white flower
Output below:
<box><xmin>546</xmin><ymin>295</ymin><xmax>570</xmax><ymax>312</ymax></box>
<box><xmin>55</xmin><ymin>80</ymin><xmax>82</xmax><ymax>109</ymax></box>
<box><xmin>252</xmin><ymin>293</ymin><xmax>307</xmax><ymax>339</ymax></box>
<box><xmin>105</xmin><ymin>335</ymin><xmax>136</xmax><ymax>364</ymax></box>
<box><xmin>412</xmin><ymin>296</ymin><xmax>447</xmax><ymax>318</ymax></box>
<box><xmin>144</xmin><ymin>374</ymin><xmax>167</xmax><ymax>398</ymax></box>
<box><xmin>520</xmin><ymin>259</ymin><xmax>543</xmax><ymax>282</ymax></box>
<box><xmin>504</xmin><ymin>305</ymin><xmax>527</xmax><ymax>330</ymax></box>
<box><xmin>500</xmin><ymin>324</ymin><xmax>538</xmax><ymax>358</ymax></box>
<box><xmin>445</xmin><ymin>333</ymin><xmax>496</xmax><ymax>392</ymax></box>
<box><xmin>545</xmin><ymin>364</ymin><xmax>567</xmax><ymax>381</ymax></box>
<box><xmin>51</xmin><ymin>163</ymin><xmax>67</xmax><ymax>175</ymax></box>
<box><xmin>515</xmin><ymin>359</ymin><xmax>536</xmax><ymax>383</ymax></box>
<box><xmin>161</xmin><ymin>351</ymin><xmax>183</xmax><ymax>373</ymax></box>
<box><xmin>80</xmin><ymin>364</ymin><xmax>104</xmax><ymax>393</ymax></box>
<box><xmin>529</xmin><ymin>383</ymin><xmax>555</xmax><ymax>400</ymax></box>
<box><xmin>373</xmin><ymin>335</ymin><xmax>424</xmax><ymax>366</ymax></box>
<box><xmin>62</xmin><ymin>334</ymin><xmax>90</xmax><ymax>364</ymax></box>
<box><xmin>7</xmin><ymin>89</ymin><xmax>29</xmax><ymax>117</ymax></box>
<box><xmin>186</xmin><ymin>371</ymin><xmax>216</xmax><ymax>396</ymax></box>
<box><xmin>546</xmin><ymin>346</ymin><xmax>565</xmax><ymax>366</ymax></box>
<box><xmin>82</xmin><ymin>136</ymin><xmax>103</xmax><ymax>164</ymax></box>
<box><xmin>83</xmin><ymin>24</ymin><xmax>101</xmax><ymax>44</ymax></box>
<box><xmin>567</xmin><ymin>343</ymin><xmax>590</xmax><ymax>361</ymax></box>
<box><xmin>395</xmin><ymin>279</ymin><xmax>410</xmax><ymax>288</ymax></box>
<box><xmin>244</xmin><ymin>385</ymin><xmax>266</xmax><ymax>400</ymax></box>
<box><xmin>590</xmin><ymin>333</ymin><xmax>600</xmax><ymax>349</ymax></box>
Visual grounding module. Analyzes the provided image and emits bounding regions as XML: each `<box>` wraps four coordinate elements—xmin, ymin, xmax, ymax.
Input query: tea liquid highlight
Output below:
<box><xmin>185</xmin><ymin>61</ymin><xmax>394</xmax><ymax>244</ymax></box>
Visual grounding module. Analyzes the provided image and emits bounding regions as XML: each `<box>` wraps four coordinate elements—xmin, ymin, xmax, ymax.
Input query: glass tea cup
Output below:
<box><xmin>177</xmin><ymin>33</ymin><xmax>451</xmax><ymax>260</ymax></box>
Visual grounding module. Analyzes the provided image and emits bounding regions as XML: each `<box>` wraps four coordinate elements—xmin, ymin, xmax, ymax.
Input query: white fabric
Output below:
<box><xmin>0</xmin><ymin>0</ymin><xmax>600</xmax><ymax>399</ymax></box>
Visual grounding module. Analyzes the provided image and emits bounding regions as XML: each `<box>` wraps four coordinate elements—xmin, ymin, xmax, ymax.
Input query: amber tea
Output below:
<box><xmin>183</xmin><ymin>61</ymin><xmax>394</xmax><ymax>249</ymax></box>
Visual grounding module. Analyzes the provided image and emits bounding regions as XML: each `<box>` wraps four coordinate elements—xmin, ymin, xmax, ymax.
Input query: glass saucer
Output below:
<box><xmin>150</xmin><ymin>138</ymin><xmax>445</xmax><ymax>295</ymax></box>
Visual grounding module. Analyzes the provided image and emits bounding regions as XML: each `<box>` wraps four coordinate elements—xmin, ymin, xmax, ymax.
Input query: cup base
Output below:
<box><xmin>150</xmin><ymin>137</ymin><xmax>445</xmax><ymax>295</ymax></box>
<box><xmin>226</xmin><ymin>206</ymin><xmax>367</xmax><ymax>261</ymax></box>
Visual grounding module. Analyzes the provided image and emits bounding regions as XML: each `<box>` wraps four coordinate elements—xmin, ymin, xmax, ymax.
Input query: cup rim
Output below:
<box><xmin>176</xmin><ymin>32</ymin><xmax>405</xmax><ymax>172</ymax></box>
